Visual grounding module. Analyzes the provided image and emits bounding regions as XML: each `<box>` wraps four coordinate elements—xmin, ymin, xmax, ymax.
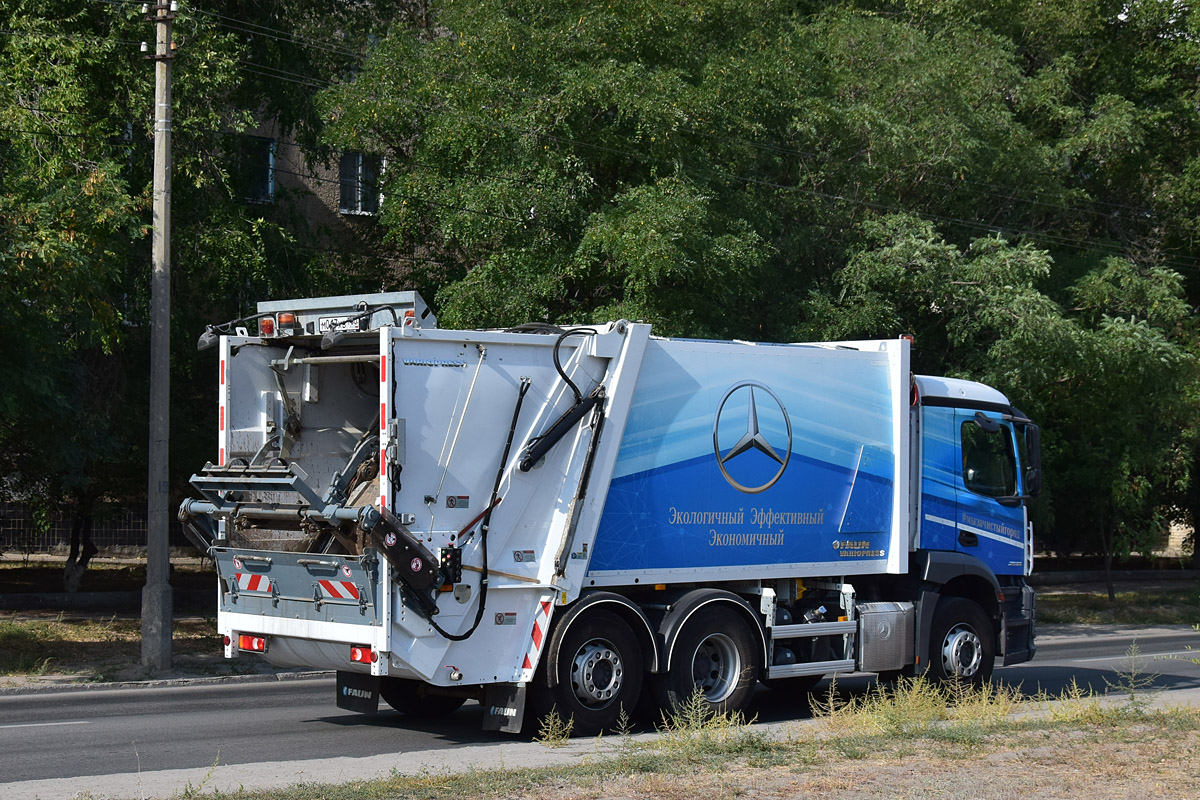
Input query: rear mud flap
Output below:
<box><xmin>336</xmin><ymin>670</ymin><xmax>381</xmax><ymax>714</ymax></box>
<box><xmin>482</xmin><ymin>683</ymin><xmax>527</xmax><ymax>733</ymax></box>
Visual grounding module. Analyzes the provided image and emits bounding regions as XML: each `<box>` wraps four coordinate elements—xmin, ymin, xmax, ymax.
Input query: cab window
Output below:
<box><xmin>961</xmin><ymin>420</ymin><xmax>1017</xmax><ymax>498</ymax></box>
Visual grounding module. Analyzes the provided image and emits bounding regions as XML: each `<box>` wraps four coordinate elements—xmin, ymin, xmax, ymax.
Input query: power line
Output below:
<box><xmin>0</xmin><ymin>29</ymin><xmax>141</xmax><ymax>45</ymax></box>
<box><xmin>192</xmin><ymin>9</ymin><xmax>363</xmax><ymax>60</ymax></box>
<box><xmin>240</xmin><ymin>61</ymin><xmax>333</xmax><ymax>89</ymax></box>
<box><xmin>0</xmin><ymin>126</ymin><xmax>130</xmax><ymax>141</ymax></box>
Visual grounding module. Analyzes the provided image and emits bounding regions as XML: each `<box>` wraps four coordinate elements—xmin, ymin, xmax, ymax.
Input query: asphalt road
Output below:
<box><xmin>2</xmin><ymin>625</ymin><xmax>1198</xmax><ymax>799</ymax></box>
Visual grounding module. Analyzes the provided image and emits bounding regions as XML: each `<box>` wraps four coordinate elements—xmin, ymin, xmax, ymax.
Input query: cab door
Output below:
<box><xmin>953</xmin><ymin>409</ymin><xmax>1027</xmax><ymax>576</ymax></box>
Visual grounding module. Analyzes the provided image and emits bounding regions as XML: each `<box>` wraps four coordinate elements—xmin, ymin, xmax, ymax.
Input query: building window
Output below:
<box><xmin>339</xmin><ymin>151</ymin><xmax>381</xmax><ymax>214</ymax></box>
<box><xmin>239</xmin><ymin>136</ymin><xmax>275</xmax><ymax>203</ymax></box>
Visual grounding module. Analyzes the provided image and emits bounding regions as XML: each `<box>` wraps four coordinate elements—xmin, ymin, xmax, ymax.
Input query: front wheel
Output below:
<box><xmin>532</xmin><ymin>610</ymin><xmax>644</xmax><ymax>735</ymax></box>
<box><xmin>656</xmin><ymin>605</ymin><xmax>761</xmax><ymax>716</ymax></box>
<box><xmin>927</xmin><ymin>597</ymin><xmax>995</xmax><ymax>686</ymax></box>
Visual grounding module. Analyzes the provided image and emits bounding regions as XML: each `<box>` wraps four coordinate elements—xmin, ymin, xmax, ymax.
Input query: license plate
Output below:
<box><xmin>318</xmin><ymin>315</ymin><xmax>358</xmax><ymax>333</ymax></box>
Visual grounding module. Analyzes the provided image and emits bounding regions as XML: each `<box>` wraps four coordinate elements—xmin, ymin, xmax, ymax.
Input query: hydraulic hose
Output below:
<box><xmin>429</xmin><ymin>376</ymin><xmax>532</xmax><ymax>642</ymax></box>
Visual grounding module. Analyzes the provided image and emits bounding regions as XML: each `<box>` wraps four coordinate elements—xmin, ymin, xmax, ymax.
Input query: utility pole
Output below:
<box><xmin>142</xmin><ymin>0</ymin><xmax>176</xmax><ymax>671</ymax></box>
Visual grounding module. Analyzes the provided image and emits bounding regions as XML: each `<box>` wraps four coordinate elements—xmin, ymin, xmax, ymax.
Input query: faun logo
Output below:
<box><xmin>712</xmin><ymin>381</ymin><xmax>792</xmax><ymax>494</ymax></box>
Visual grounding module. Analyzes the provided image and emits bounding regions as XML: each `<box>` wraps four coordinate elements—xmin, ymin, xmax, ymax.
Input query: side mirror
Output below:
<box><xmin>1023</xmin><ymin>423</ymin><xmax>1043</xmax><ymax>498</ymax></box>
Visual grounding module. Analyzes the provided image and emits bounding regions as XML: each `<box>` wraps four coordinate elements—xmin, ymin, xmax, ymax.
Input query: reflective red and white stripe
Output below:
<box><xmin>218</xmin><ymin>356</ymin><xmax>227</xmax><ymax>466</ymax></box>
<box><xmin>318</xmin><ymin>580</ymin><xmax>360</xmax><ymax>600</ymax></box>
<box><xmin>518</xmin><ymin>596</ymin><xmax>554</xmax><ymax>682</ymax></box>
<box><xmin>235</xmin><ymin>573</ymin><xmax>271</xmax><ymax>593</ymax></box>
<box><xmin>380</xmin><ymin>343</ymin><xmax>388</xmax><ymax>509</ymax></box>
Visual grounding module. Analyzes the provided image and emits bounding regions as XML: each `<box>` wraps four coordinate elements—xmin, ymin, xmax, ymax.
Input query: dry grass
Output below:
<box><xmin>0</xmin><ymin>613</ymin><xmax>223</xmax><ymax>680</ymax></box>
<box><xmin>1037</xmin><ymin>581</ymin><xmax>1200</xmax><ymax>624</ymax></box>
<box><xmin>0</xmin><ymin>557</ymin><xmax>214</xmax><ymax>594</ymax></box>
<box><xmin>143</xmin><ymin>681</ymin><xmax>1200</xmax><ymax>800</ymax></box>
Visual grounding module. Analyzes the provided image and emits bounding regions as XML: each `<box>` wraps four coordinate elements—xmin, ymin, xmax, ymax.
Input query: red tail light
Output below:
<box><xmin>259</xmin><ymin>317</ymin><xmax>275</xmax><ymax>337</ymax></box>
<box><xmin>238</xmin><ymin>634</ymin><xmax>268</xmax><ymax>652</ymax></box>
<box><xmin>350</xmin><ymin>645</ymin><xmax>378</xmax><ymax>664</ymax></box>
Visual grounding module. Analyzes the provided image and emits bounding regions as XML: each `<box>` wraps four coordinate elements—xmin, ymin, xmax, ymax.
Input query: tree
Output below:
<box><xmin>5</xmin><ymin>0</ymin><xmax>1199</xmax><ymax>578</ymax></box>
<box><xmin>312</xmin><ymin>0</ymin><xmax>1200</xmax><ymax>566</ymax></box>
<box><xmin>806</xmin><ymin>213</ymin><xmax>1195</xmax><ymax>594</ymax></box>
<box><xmin>0</xmin><ymin>0</ymin><xmax>301</xmax><ymax>583</ymax></box>
<box><xmin>318</xmin><ymin>2</ymin><xmax>1068</xmax><ymax>336</ymax></box>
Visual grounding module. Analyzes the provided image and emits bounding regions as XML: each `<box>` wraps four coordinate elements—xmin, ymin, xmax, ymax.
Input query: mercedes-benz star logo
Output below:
<box><xmin>712</xmin><ymin>381</ymin><xmax>792</xmax><ymax>493</ymax></box>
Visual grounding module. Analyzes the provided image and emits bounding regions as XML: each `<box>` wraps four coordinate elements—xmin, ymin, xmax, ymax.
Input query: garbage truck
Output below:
<box><xmin>179</xmin><ymin>291</ymin><xmax>1040</xmax><ymax>733</ymax></box>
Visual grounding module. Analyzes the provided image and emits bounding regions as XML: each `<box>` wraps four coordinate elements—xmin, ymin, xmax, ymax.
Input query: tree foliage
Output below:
<box><xmin>3</xmin><ymin>0</ymin><xmax>1200</xmax><ymax>567</ymax></box>
<box><xmin>318</xmin><ymin>0</ymin><xmax>1200</xmax><ymax>560</ymax></box>
<box><xmin>807</xmin><ymin>213</ymin><xmax>1194</xmax><ymax>560</ymax></box>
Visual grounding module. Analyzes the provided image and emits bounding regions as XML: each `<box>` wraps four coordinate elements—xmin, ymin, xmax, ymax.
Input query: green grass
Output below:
<box><xmin>1037</xmin><ymin>581</ymin><xmax>1200</xmax><ymax>624</ymax></box>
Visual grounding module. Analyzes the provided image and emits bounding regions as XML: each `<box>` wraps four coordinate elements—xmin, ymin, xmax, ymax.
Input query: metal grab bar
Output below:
<box><xmin>234</xmin><ymin>554</ymin><xmax>273</xmax><ymax>565</ymax></box>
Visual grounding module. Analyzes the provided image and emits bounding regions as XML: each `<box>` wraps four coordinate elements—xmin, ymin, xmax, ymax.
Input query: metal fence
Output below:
<box><xmin>0</xmin><ymin>502</ymin><xmax>182</xmax><ymax>553</ymax></box>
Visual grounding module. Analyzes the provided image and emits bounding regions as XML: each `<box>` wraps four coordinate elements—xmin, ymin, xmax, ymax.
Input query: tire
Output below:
<box><xmin>656</xmin><ymin>605</ymin><xmax>761</xmax><ymax>715</ymax></box>
<box><xmin>532</xmin><ymin>610</ymin><xmax>644</xmax><ymax>735</ymax></box>
<box><xmin>927</xmin><ymin>597</ymin><xmax>995</xmax><ymax>685</ymax></box>
<box><xmin>379</xmin><ymin>677</ymin><xmax>467</xmax><ymax>716</ymax></box>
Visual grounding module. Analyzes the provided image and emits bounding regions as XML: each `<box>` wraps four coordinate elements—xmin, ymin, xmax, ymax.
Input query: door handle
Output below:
<box><xmin>958</xmin><ymin>530</ymin><xmax>979</xmax><ymax>547</ymax></box>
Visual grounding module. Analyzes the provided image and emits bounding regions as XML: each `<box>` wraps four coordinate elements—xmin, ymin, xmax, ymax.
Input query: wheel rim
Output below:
<box><xmin>690</xmin><ymin>632</ymin><xmax>741</xmax><ymax>702</ymax></box>
<box><xmin>941</xmin><ymin>623</ymin><xmax>983</xmax><ymax>678</ymax></box>
<box><xmin>570</xmin><ymin>637</ymin><xmax>624</xmax><ymax>708</ymax></box>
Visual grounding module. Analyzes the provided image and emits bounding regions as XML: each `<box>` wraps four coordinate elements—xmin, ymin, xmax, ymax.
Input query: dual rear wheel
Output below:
<box><xmin>654</xmin><ymin>605</ymin><xmax>761</xmax><ymax>715</ymax></box>
<box><xmin>530</xmin><ymin>610</ymin><xmax>643</xmax><ymax>734</ymax></box>
<box><xmin>533</xmin><ymin>603</ymin><xmax>763</xmax><ymax>734</ymax></box>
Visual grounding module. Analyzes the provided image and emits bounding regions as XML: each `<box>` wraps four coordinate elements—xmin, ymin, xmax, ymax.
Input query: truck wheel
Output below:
<box><xmin>928</xmin><ymin>597</ymin><xmax>995</xmax><ymax>685</ymax></box>
<box><xmin>535</xmin><ymin>610</ymin><xmax>644</xmax><ymax>734</ymax></box>
<box><xmin>379</xmin><ymin>677</ymin><xmax>466</xmax><ymax>716</ymax></box>
<box><xmin>657</xmin><ymin>606</ymin><xmax>760</xmax><ymax>715</ymax></box>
